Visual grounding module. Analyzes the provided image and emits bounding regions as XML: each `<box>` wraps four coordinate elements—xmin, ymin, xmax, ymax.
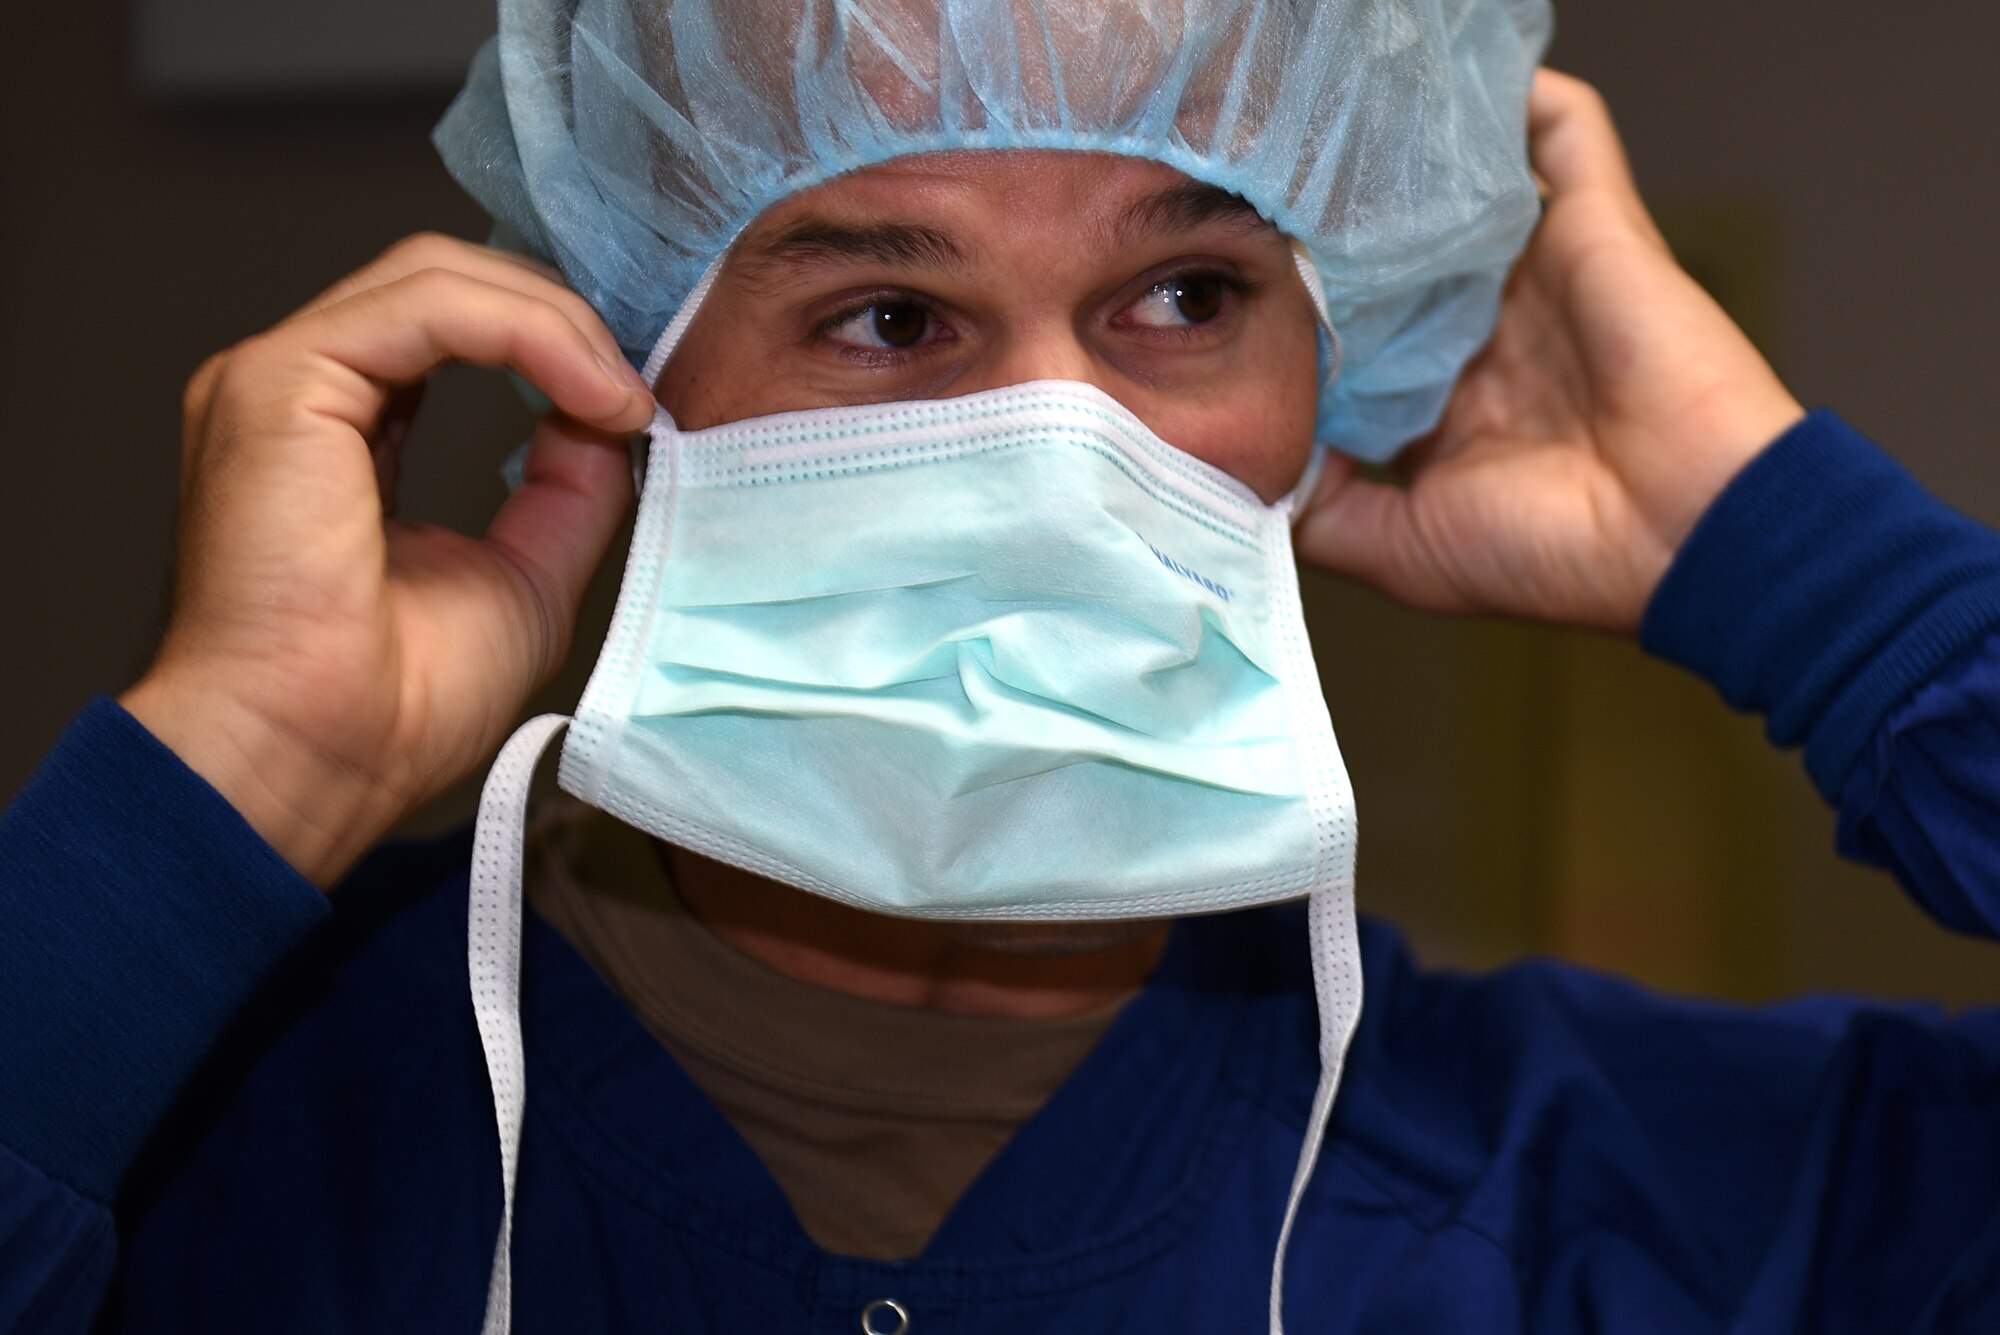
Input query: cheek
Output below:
<box><xmin>654</xmin><ymin>335</ymin><xmax>771</xmax><ymax>432</ymax></box>
<box><xmin>1188</xmin><ymin>408</ymin><xmax>1315</xmax><ymax>501</ymax></box>
<box><xmin>652</xmin><ymin>292</ymin><xmax>820</xmax><ymax>430</ymax></box>
<box><xmin>1159</xmin><ymin>287</ymin><xmax>1323</xmax><ymax>501</ymax></box>
<box><xmin>652</xmin><ymin>330</ymin><xmax>722</xmax><ymax>427</ymax></box>
<box><xmin>1159</xmin><ymin>354</ymin><xmax>1320</xmax><ymax>502</ymax></box>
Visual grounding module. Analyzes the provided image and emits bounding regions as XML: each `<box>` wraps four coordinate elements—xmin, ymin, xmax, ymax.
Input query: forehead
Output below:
<box><xmin>735</xmin><ymin>150</ymin><xmax>1276</xmax><ymax>259</ymax></box>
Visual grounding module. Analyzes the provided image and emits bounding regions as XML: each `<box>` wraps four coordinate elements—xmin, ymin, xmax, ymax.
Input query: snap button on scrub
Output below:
<box><xmin>860</xmin><ymin>1298</ymin><xmax>910</xmax><ymax>1335</ymax></box>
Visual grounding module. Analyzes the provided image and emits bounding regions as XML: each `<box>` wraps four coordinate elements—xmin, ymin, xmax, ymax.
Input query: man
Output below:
<box><xmin>4</xmin><ymin>1</ymin><xmax>1999</xmax><ymax>1331</ymax></box>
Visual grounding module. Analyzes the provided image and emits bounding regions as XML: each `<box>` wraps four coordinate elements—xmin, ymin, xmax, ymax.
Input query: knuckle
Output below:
<box><xmin>492</xmin><ymin>287</ymin><xmax>576</xmax><ymax>345</ymax></box>
<box><xmin>501</xmin><ymin>263</ymin><xmax>580</xmax><ymax>313</ymax></box>
<box><xmin>199</xmin><ymin>345</ymin><xmax>263</xmax><ymax>416</ymax></box>
<box><xmin>183</xmin><ymin>351</ymin><xmax>227</xmax><ymax>417</ymax></box>
<box><xmin>527</xmin><ymin>296</ymin><xmax>578</xmax><ymax>340</ymax></box>
<box><xmin>343</xmin><ymin>234</ymin><xmax>461</xmax><ymax>299</ymax></box>
<box><xmin>198</xmin><ymin>334</ymin><xmax>316</xmax><ymax>429</ymax></box>
<box><xmin>550</xmin><ymin>285</ymin><xmax>601</xmax><ymax>326</ymax></box>
<box><xmin>383</xmin><ymin>231</ymin><xmax>460</xmax><ymax>270</ymax></box>
<box><xmin>377</xmin><ymin>266</ymin><xmax>466</xmax><ymax>314</ymax></box>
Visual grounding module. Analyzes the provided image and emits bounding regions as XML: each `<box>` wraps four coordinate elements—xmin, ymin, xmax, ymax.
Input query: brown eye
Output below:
<box><xmin>1171</xmin><ymin>277</ymin><xmax>1223</xmax><ymax>323</ymax></box>
<box><xmin>826</xmin><ymin>300</ymin><xmax>935</xmax><ymax>351</ymax></box>
<box><xmin>1122</xmin><ymin>273</ymin><xmax>1232</xmax><ymax>329</ymax></box>
<box><xmin>872</xmin><ymin>303</ymin><xmax>928</xmax><ymax>347</ymax></box>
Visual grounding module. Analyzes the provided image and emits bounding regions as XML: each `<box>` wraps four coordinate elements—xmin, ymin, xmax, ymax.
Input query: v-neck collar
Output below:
<box><xmin>520</xmin><ymin>900</ymin><xmax>1294</xmax><ymax>1290</ymax></box>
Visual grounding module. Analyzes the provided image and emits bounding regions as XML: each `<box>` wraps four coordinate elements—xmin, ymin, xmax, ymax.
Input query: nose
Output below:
<box><xmin>966</xmin><ymin>324</ymin><xmax>1113</xmax><ymax>398</ymax></box>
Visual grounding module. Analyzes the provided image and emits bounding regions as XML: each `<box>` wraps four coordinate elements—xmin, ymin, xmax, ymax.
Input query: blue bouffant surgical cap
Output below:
<box><xmin>434</xmin><ymin>0</ymin><xmax>1551</xmax><ymax>461</ymax></box>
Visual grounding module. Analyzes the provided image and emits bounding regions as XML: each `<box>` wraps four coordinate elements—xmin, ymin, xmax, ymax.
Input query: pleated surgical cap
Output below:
<box><xmin>434</xmin><ymin>0</ymin><xmax>1552</xmax><ymax>461</ymax></box>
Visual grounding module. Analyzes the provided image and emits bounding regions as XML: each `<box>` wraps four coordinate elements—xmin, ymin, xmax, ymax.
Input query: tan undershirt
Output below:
<box><xmin>524</xmin><ymin>799</ymin><xmax>1131</xmax><ymax>1260</ymax></box>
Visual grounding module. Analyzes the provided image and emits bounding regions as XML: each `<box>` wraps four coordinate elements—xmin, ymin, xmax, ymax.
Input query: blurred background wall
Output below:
<box><xmin>3</xmin><ymin>1</ymin><xmax>1996</xmax><ymax>1004</ymax></box>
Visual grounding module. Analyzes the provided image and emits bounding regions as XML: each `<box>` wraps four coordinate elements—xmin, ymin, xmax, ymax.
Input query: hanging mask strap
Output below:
<box><xmin>1269</xmin><ymin>881</ymin><xmax>1365</xmax><ymax>1333</ymax></box>
<box><xmin>464</xmin><ymin>261</ymin><xmax>719</xmax><ymax>1332</ymax></box>
<box><xmin>1258</xmin><ymin>493</ymin><xmax>1364</xmax><ymax>1331</ymax></box>
<box><xmin>468</xmin><ymin>712</ymin><xmax>572</xmax><ymax>1335</ymax></box>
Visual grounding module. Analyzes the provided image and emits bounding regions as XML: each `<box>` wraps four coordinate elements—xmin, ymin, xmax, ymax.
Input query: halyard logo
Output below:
<box><xmin>1141</xmin><ymin>536</ymin><xmax>1233</xmax><ymax>603</ymax></box>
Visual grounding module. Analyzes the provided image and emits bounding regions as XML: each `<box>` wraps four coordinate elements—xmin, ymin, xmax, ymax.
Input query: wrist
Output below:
<box><xmin>119</xmin><ymin>669</ymin><xmax>402</xmax><ymax>887</ymax></box>
<box><xmin>1613</xmin><ymin>389</ymin><xmax>1805</xmax><ymax>632</ymax></box>
<box><xmin>1659</xmin><ymin>388</ymin><xmax>1808</xmax><ymax>555</ymax></box>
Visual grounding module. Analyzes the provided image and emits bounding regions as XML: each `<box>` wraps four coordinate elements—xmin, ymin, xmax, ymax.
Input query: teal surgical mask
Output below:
<box><xmin>467</xmin><ymin>257</ymin><xmax>1362</xmax><ymax>1335</ymax></box>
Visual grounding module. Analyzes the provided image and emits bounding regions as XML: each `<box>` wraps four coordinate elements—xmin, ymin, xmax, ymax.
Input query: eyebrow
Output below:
<box><xmin>734</xmin><ymin>178</ymin><xmax>1271</xmax><ymax>288</ymax></box>
<box><xmin>742</xmin><ymin>218</ymin><xmax>969</xmax><ymax>278</ymax></box>
<box><xmin>1109</xmin><ymin>181</ymin><xmax>1271</xmax><ymax>245</ymax></box>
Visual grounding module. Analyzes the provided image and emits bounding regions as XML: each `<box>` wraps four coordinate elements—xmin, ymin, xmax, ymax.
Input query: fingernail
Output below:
<box><xmin>599</xmin><ymin>352</ymin><xmax>652</xmax><ymax>399</ymax></box>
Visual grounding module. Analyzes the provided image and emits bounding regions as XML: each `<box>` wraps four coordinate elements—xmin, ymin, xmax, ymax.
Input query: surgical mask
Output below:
<box><xmin>466</xmin><ymin>253</ymin><xmax>1362</xmax><ymax>1335</ymax></box>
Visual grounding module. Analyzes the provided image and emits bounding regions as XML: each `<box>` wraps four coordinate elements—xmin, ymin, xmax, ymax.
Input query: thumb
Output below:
<box><xmin>483</xmin><ymin>414</ymin><xmax>640</xmax><ymax>685</ymax></box>
<box><xmin>1294</xmin><ymin>455</ymin><xmax>1465</xmax><ymax>613</ymax></box>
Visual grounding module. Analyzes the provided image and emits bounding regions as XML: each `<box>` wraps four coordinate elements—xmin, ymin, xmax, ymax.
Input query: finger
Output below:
<box><xmin>1293</xmin><ymin>459</ymin><xmax>1471</xmax><ymax>614</ymax></box>
<box><xmin>290</xmin><ymin>233</ymin><xmax>561</xmax><ymax>317</ymax></box>
<box><xmin>481</xmin><ymin>415</ymin><xmax>638</xmax><ymax>685</ymax></box>
<box><xmin>1528</xmin><ymin>69</ymin><xmax>1641</xmax><ymax>201</ymax></box>
<box><xmin>286</xmin><ymin>233</ymin><xmax>633</xmax><ymax>383</ymax></box>
<box><xmin>251</xmin><ymin>269</ymin><xmax>656</xmax><ymax>439</ymax></box>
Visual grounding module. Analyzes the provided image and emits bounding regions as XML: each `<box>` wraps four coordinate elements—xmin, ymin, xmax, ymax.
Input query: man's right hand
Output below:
<box><xmin>120</xmin><ymin>235</ymin><xmax>656</xmax><ymax>888</ymax></box>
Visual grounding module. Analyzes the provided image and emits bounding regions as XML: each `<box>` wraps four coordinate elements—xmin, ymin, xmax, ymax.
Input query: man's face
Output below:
<box><xmin>657</xmin><ymin>150</ymin><xmax>1321</xmax><ymax>502</ymax></box>
<box><xmin>651</xmin><ymin>151</ymin><xmax>1320</xmax><ymax>958</ymax></box>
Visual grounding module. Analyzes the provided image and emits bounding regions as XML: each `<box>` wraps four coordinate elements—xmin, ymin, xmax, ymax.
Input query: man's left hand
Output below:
<box><xmin>1296</xmin><ymin>69</ymin><xmax>1805</xmax><ymax>633</ymax></box>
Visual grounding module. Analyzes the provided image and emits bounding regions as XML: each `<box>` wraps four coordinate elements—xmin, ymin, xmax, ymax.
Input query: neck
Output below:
<box><xmin>661</xmin><ymin>843</ymin><xmax>1170</xmax><ymax>1019</ymax></box>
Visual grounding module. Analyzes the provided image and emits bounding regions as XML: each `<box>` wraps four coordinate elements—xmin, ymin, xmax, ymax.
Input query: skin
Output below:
<box><xmin>121</xmin><ymin>70</ymin><xmax>1804</xmax><ymax>1018</ymax></box>
<box><xmin>659</xmin><ymin>150</ymin><xmax>1321</xmax><ymax>501</ymax></box>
